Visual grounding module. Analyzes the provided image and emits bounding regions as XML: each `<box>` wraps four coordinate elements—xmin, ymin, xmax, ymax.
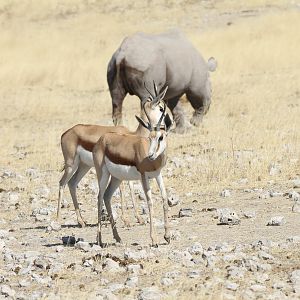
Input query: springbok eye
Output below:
<box><xmin>158</xmin><ymin>135</ymin><xmax>163</xmax><ymax>141</ymax></box>
<box><xmin>159</xmin><ymin>107</ymin><xmax>164</xmax><ymax>112</ymax></box>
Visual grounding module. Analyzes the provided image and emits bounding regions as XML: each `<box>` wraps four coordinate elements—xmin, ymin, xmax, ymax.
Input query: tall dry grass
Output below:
<box><xmin>0</xmin><ymin>0</ymin><xmax>299</xmax><ymax>193</ymax></box>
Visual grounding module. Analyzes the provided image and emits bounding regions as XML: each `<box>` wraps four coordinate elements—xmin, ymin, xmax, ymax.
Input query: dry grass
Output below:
<box><xmin>0</xmin><ymin>0</ymin><xmax>299</xmax><ymax>194</ymax></box>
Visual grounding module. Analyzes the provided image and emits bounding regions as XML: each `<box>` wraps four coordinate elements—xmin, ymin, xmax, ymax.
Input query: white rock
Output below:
<box><xmin>243</xmin><ymin>211</ymin><xmax>256</xmax><ymax>218</ymax></box>
<box><xmin>167</xmin><ymin>194</ymin><xmax>180</xmax><ymax>207</ymax></box>
<box><xmin>292</xmin><ymin>179</ymin><xmax>300</xmax><ymax>188</ymax></box>
<box><xmin>125</xmin><ymin>276</ymin><xmax>138</xmax><ymax>287</ymax></box>
<box><xmin>220</xmin><ymin>189</ymin><xmax>231</xmax><ymax>197</ymax></box>
<box><xmin>138</xmin><ymin>287</ymin><xmax>162</xmax><ymax>300</ymax></box>
<box><xmin>160</xmin><ymin>277</ymin><xmax>174</xmax><ymax>286</ymax></box>
<box><xmin>0</xmin><ymin>240</ymin><xmax>5</xmax><ymax>250</ymax></box>
<box><xmin>127</xmin><ymin>264</ymin><xmax>142</xmax><ymax>275</ymax></box>
<box><xmin>19</xmin><ymin>279</ymin><xmax>30</xmax><ymax>287</ymax></box>
<box><xmin>0</xmin><ymin>230</ymin><xmax>9</xmax><ymax>239</ymax></box>
<box><xmin>56</xmin><ymin>246</ymin><xmax>64</xmax><ymax>253</ymax></box>
<box><xmin>0</xmin><ymin>284</ymin><xmax>16</xmax><ymax>297</ymax></box>
<box><xmin>289</xmin><ymin>191</ymin><xmax>300</xmax><ymax>201</ymax></box>
<box><xmin>178</xmin><ymin>208</ymin><xmax>192</xmax><ymax>217</ymax></box>
<box><xmin>217</xmin><ymin>208</ymin><xmax>240</xmax><ymax>225</ymax></box>
<box><xmin>267</xmin><ymin>216</ymin><xmax>285</xmax><ymax>226</ymax></box>
<box><xmin>292</xmin><ymin>202</ymin><xmax>300</xmax><ymax>213</ymax></box>
<box><xmin>75</xmin><ymin>241</ymin><xmax>91</xmax><ymax>252</ymax></box>
<box><xmin>188</xmin><ymin>242</ymin><xmax>204</xmax><ymax>255</ymax></box>
<box><xmin>107</xmin><ymin>283</ymin><xmax>124</xmax><ymax>292</ymax></box>
<box><xmin>124</xmin><ymin>249</ymin><xmax>152</xmax><ymax>261</ymax></box>
<box><xmin>250</xmin><ymin>284</ymin><xmax>266</xmax><ymax>292</ymax></box>
<box><xmin>259</xmin><ymin>191</ymin><xmax>271</xmax><ymax>199</ymax></box>
<box><xmin>286</xmin><ymin>236</ymin><xmax>300</xmax><ymax>243</ymax></box>
<box><xmin>226</xmin><ymin>281</ymin><xmax>239</xmax><ymax>291</ymax></box>
<box><xmin>269</xmin><ymin>164</ymin><xmax>281</xmax><ymax>176</ymax></box>
<box><xmin>258</xmin><ymin>251</ymin><xmax>274</xmax><ymax>260</ymax></box>
<box><xmin>103</xmin><ymin>258</ymin><xmax>124</xmax><ymax>273</ymax></box>
<box><xmin>291</xmin><ymin>270</ymin><xmax>300</xmax><ymax>294</ymax></box>
<box><xmin>8</xmin><ymin>192</ymin><xmax>19</xmax><ymax>204</ymax></box>
<box><xmin>37</xmin><ymin>186</ymin><xmax>50</xmax><ymax>198</ymax></box>
<box><xmin>164</xmin><ymin>270</ymin><xmax>181</xmax><ymax>279</ymax></box>
<box><xmin>187</xmin><ymin>270</ymin><xmax>201</xmax><ymax>278</ymax></box>
<box><xmin>25</xmin><ymin>168</ymin><xmax>38</xmax><ymax>178</ymax></box>
<box><xmin>270</xmin><ymin>191</ymin><xmax>284</xmax><ymax>197</ymax></box>
<box><xmin>47</xmin><ymin>221</ymin><xmax>61</xmax><ymax>232</ymax></box>
<box><xmin>169</xmin><ymin>230</ymin><xmax>181</xmax><ymax>241</ymax></box>
<box><xmin>168</xmin><ymin>250</ymin><xmax>193</xmax><ymax>262</ymax></box>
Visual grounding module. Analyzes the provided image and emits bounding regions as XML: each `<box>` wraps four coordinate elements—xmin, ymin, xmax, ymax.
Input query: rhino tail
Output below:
<box><xmin>207</xmin><ymin>57</ymin><xmax>217</xmax><ymax>72</ymax></box>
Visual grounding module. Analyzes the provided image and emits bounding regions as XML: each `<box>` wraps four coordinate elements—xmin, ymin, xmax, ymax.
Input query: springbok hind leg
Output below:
<box><xmin>104</xmin><ymin>177</ymin><xmax>122</xmax><ymax>244</ymax></box>
<box><xmin>141</xmin><ymin>174</ymin><xmax>157</xmax><ymax>247</ymax></box>
<box><xmin>57</xmin><ymin>164</ymin><xmax>77</xmax><ymax>221</ymax></box>
<box><xmin>119</xmin><ymin>182</ymin><xmax>131</xmax><ymax>227</ymax></box>
<box><xmin>156</xmin><ymin>174</ymin><xmax>170</xmax><ymax>244</ymax></box>
<box><xmin>68</xmin><ymin>162</ymin><xmax>91</xmax><ymax>227</ymax></box>
<box><xmin>129</xmin><ymin>181</ymin><xmax>144</xmax><ymax>225</ymax></box>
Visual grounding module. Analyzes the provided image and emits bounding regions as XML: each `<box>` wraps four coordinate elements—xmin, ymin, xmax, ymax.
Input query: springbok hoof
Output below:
<box><xmin>164</xmin><ymin>235</ymin><xmax>171</xmax><ymax>244</ymax></box>
<box><xmin>78</xmin><ymin>220</ymin><xmax>87</xmax><ymax>228</ymax></box>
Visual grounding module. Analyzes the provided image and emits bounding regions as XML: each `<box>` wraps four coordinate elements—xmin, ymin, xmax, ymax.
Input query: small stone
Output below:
<box><xmin>138</xmin><ymin>287</ymin><xmax>162</xmax><ymax>300</ymax></box>
<box><xmin>34</xmin><ymin>258</ymin><xmax>49</xmax><ymax>269</ymax></box>
<box><xmin>169</xmin><ymin>230</ymin><xmax>181</xmax><ymax>241</ymax></box>
<box><xmin>259</xmin><ymin>191</ymin><xmax>271</xmax><ymax>199</ymax></box>
<box><xmin>0</xmin><ymin>240</ymin><xmax>5</xmax><ymax>250</ymax></box>
<box><xmin>292</xmin><ymin>202</ymin><xmax>300</xmax><ymax>213</ymax></box>
<box><xmin>83</xmin><ymin>259</ymin><xmax>94</xmax><ymax>268</ymax></box>
<box><xmin>125</xmin><ymin>276</ymin><xmax>138</xmax><ymax>287</ymax></box>
<box><xmin>187</xmin><ymin>270</ymin><xmax>201</xmax><ymax>278</ymax></box>
<box><xmin>47</xmin><ymin>221</ymin><xmax>61</xmax><ymax>232</ymax></box>
<box><xmin>75</xmin><ymin>241</ymin><xmax>91</xmax><ymax>252</ymax></box>
<box><xmin>25</xmin><ymin>168</ymin><xmax>38</xmax><ymax>178</ymax></box>
<box><xmin>217</xmin><ymin>208</ymin><xmax>240</xmax><ymax>225</ymax></box>
<box><xmin>124</xmin><ymin>249</ymin><xmax>151</xmax><ymax>261</ymax></box>
<box><xmin>160</xmin><ymin>277</ymin><xmax>174</xmax><ymax>286</ymax></box>
<box><xmin>269</xmin><ymin>164</ymin><xmax>281</xmax><ymax>176</ymax></box>
<box><xmin>292</xmin><ymin>179</ymin><xmax>300</xmax><ymax>188</ymax></box>
<box><xmin>19</xmin><ymin>280</ymin><xmax>30</xmax><ymax>287</ymax></box>
<box><xmin>37</xmin><ymin>186</ymin><xmax>50</xmax><ymax>199</ymax></box>
<box><xmin>270</xmin><ymin>191</ymin><xmax>284</xmax><ymax>197</ymax></box>
<box><xmin>220</xmin><ymin>189</ymin><xmax>231</xmax><ymax>197</ymax></box>
<box><xmin>0</xmin><ymin>230</ymin><xmax>9</xmax><ymax>239</ymax></box>
<box><xmin>226</xmin><ymin>281</ymin><xmax>239</xmax><ymax>291</ymax></box>
<box><xmin>258</xmin><ymin>251</ymin><xmax>274</xmax><ymax>260</ymax></box>
<box><xmin>286</xmin><ymin>236</ymin><xmax>300</xmax><ymax>243</ymax></box>
<box><xmin>168</xmin><ymin>250</ymin><xmax>193</xmax><ymax>263</ymax></box>
<box><xmin>188</xmin><ymin>242</ymin><xmax>204</xmax><ymax>255</ymax></box>
<box><xmin>289</xmin><ymin>191</ymin><xmax>300</xmax><ymax>201</ymax></box>
<box><xmin>103</xmin><ymin>258</ymin><xmax>124</xmax><ymax>273</ymax></box>
<box><xmin>250</xmin><ymin>284</ymin><xmax>266</xmax><ymax>292</ymax></box>
<box><xmin>0</xmin><ymin>284</ymin><xmax>16</xmax><ymax>297</ymax></box>
<box><xmin>56</xmin><ymin>246</ymin><xmax>64</xmax><ymax>253</ymax></box>
<box><xmin>178</xmin><ymin>208</ymin><xmax>192</xmax><ymax>217</ymax></box>
<box><xmin>291</xmin><ymin>270</ymin><xmax>300</xmax><ymax>294</ymax></box>
<box><xmin>62</xmin><ymin>236</ymin><xmax>76</xmax><ymax>246</ymax></box>
<box><xmin>243</xmin><ymin>210</ymin><xmax>256</xmax><ymax>219</ymax></box>
<box><xmin>164</xmin><ymin>270</ymin><xmax>181</xmax><ymax>279</ymax></box>
<box><xmin>267</xmin><ymin>216</ymin><xmax>285</xmax><ymax>226</ymax></box>
<box><xmin>167</xmin><ymin>194</ymin><xmax>179</xmax><ymax>207</ymax></box>
<box><xmin>127</xmin><ymin>264</ymin><xmax>142</xmax><ymax>275</ymax></box>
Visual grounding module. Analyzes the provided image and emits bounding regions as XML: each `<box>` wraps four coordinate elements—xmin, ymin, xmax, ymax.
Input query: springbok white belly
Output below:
<box><xmin>77</xmin><ymin>146</ymin><xmax>94</xmax><ymax>167</ymax></box>
<box><xmin>104</xmin><ymin>156</ymin><xmax>161</xmax><ymax>181</ymax></box>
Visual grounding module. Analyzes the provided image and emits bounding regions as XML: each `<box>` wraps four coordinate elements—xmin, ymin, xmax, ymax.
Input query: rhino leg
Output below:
<box><xmin>187</xmin><ymin>85</ymin><xmax>211</xmax><ymax>127</ymax></box>
<box><xmin>111</xmin><ymin>88</ymin><xmax>126</xmax><ymax>126</ymax></box>
<box><xmin>167</xmin><ymin>97</ymin><xmax>190</xmax><ymax>134</ymax></box>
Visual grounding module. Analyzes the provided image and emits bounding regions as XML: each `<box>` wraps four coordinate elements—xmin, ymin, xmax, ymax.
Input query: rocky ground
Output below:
<box><xmin>1</xmin><ymin>163</ymin><xmax>300</xmax><ymax>299</ymax></box>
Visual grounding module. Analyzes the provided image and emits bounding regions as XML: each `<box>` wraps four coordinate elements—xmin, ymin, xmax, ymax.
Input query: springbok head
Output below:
<box><xmin>136</xmin><ymin>81</ymin><xmax>174</xmax><ymax>161</ymax></box>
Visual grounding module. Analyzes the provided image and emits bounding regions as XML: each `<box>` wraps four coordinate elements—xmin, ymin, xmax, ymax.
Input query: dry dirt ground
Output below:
<box><xmin>0</xmin><ymin>0</ymin><xmax>300</xmax><ymax>299</ymax></box>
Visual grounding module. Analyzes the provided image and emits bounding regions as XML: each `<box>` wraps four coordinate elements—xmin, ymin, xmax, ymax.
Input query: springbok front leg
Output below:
<box><xmin>129</xmin><ymin>181</ymin><xmax>145</xmax><ymax>225</ymax></box>
<box><xmin>104</xmin><ymin>176</ymin><xmax>122</xmax><ymax>244</ymax></box>
<box><xmin>141</xmin><ymin>174</ymin><xmax>157</xmax><ymax>247</ymax></box>
<box><xmin>156</xmin><ymin>173</ymin><xmax>170</xmax><ymax>244</ymax></box>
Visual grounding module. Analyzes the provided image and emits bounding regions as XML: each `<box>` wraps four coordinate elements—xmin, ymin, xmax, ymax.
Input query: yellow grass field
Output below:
<box><xmin>0</xmin><ymin>0</ymin><xmax>300</xmax><ymax>299</ymax></box>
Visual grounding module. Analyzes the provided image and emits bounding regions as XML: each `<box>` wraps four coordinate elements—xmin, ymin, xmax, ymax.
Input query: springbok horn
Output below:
<box><xmin>144</xmin><ymin>82</ymin><xmax>154</xmax><ymax>101</ymax></box>
<box><xmin>153</xmin><ymin>81</ymin><xmax>158</xmax><ymax>97</ymax></box>
<box><xmin>143</xmin><ymin>101</ymin><xmax>153</xmax><ymax>131</ymax></box>
<box><xmin>157</xmin><ymin>101</ymin><xmax>167</xmax><ymax>129</ymax></box>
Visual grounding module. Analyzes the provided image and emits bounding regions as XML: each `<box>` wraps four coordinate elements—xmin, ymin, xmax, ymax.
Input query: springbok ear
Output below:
<box><xmin>159</xmin><ymin>86</ymin><xmax>168</xmax><ymax>101</ymax></box>
<box><xmin>135</xmin><ymin>115</ymin><xmax>150</xmax><ymax>130</ymax></box>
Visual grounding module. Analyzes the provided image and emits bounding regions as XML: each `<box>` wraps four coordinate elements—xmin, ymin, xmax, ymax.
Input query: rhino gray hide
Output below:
<box><xmin>107</xmin><ymin>30</ymin><xmax>217</xmax><ymax>133</ymax></box>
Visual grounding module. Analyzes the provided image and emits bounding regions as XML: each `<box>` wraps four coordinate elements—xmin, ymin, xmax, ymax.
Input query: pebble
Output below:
<box><xmin>217</xmin><ymin>208</ymin><xmax>241</xmax><ymax>225</ymax></box>
<box><xmin>243</xmin><ymin>211</ymin><xmax>256</xmax><ymax>219</ymax></box>
<box><xmin>25</xmin><ymin>168</ymin><xmax>39</xmax><ymax>178</ymax></box>
<box><xmin>103</xmin><ymin>258</ymin><xmax>124</xmax><ymax>273</ymax></box>
<box><xmin>270</xmin><ymin>191</ymin><xmax>284</xmax><ymax>197</ymax></box>
<box><xmin>267</xmin><ymin>216</ymin><xmax>285</xmax><ymax>226</ymax></box>
<box><xmin>220</xmin><ymin>189</ymin><xmax>231</xmax><ymax>197</ymax></box>
<box><xmin>286</xmin><ymin>236</ymin><xmax>300</xmax><ymax>243</ymax></box>
<box><xmin>125</xmin><ymin>276</ymin><xmax>138</xmax><ymax>287</ymax></box>
<box><xmin>290</xmin><ymin>270</ymin><xmax>300</xmax><ymax>294</ymax></box>
<box><xmin>259</xmin><ymin>191</ymin><xmax>271</xmax><ymax>199</ymax></box>
<box><xmin>127</xmin><ymin>264</ymin><xmax>142</xmax><ymax>275</ymax></box>
<box><xmin>226</xmin><ymin>281</ymin><xmax>239</xmax><ymax>291</ymax></box>
<box><xmin>124</xmin><ymin>249</ymin><xmax>151</xmax><ymax>261</ymax></box>
<box><xmin>167</xmin><ymin>194</ymin><xmax>180</xmax><ymax>207</ymax></box>
<box><xmin>289</xmin><ymin>191</ymin><xmax>300</xmax><ymax>201</ymax></box>
<box><xmin>250</xmin><ymin>284</ymin><xmax>266</xmax><ymax>292</ymax></box>
<box><xmin>160</xmin><ymin>277</ymin><xmax>174</xmax><ymax>286</ymax></box>
<box><xmin>292</xmin><ymin>179</ymin><xmax>300</xmax><ymax>188</ymax></box>
<box><xmin>75</xmin><ymin>241</ymin><xmax>91</xmax><ymax>252</ymax></box>
<box><xmin>178</xmin><ymin>208</ymin><xmax>192</xmax><ymax>217</ymax></box>
<box><xmin>188</xmin><ymin>242</ymin><xmax>204</xmax><ymax>255</ymax></box>
<box><xmin>292</xmin><ymin>202</ymin><xmax>300</xmax><ymax>213</ymax></box>
<box><xmin>0</xmin><ymin>284</ymin><xmax>16</xmax><ymax>298</ymax></box>
<box><xmin>47</xmin><ymin>221</ymin><xmax>61</xmax><ymax>232</ymax></box>
<box><xmin>187</xmin><ymin>270</ymin><xmax>201</xmax><ymax>278</ymax></box>
<box><xmin>269</xmin><ymin>164</ymin><xmax>281</xmax><ymax>176</ymax></box>
<box><xmin>138</xmin><ymin>287</ymin><xmax>163</xmax><ymax>300</ymax></box>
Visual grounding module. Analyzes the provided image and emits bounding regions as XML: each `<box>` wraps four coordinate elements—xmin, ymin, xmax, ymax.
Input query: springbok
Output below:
<box><xmin>57</xmin><ymin>84</ymin><xmax>172</xmax><ymax>227</ymax></box>
<box><xmin>93</xmin><ymin>85</ymin><xmax>173</xmax><ymax>247</ymax></box>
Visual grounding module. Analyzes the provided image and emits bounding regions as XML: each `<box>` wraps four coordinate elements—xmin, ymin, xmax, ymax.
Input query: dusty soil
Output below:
<box><xmin>0</xmin><ymin>0</ymin><xmax>300</xmax><ymax>299</ymax></box>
